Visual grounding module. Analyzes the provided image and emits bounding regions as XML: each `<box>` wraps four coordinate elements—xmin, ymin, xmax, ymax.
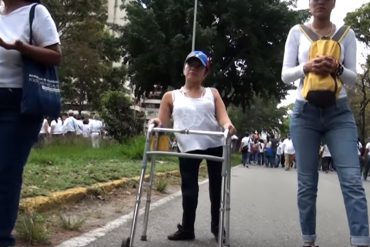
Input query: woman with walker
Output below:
<box><xmin>151</xmin><ymin>50</ymin><xmax>236</xmax><ymax>242</ymax></box>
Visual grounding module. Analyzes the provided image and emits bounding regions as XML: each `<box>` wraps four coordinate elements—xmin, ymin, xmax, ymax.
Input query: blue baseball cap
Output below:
<box><xmin>185</xmin><ymin>50</ymin><xmax>208</xmax><ymax>67</ymax></box>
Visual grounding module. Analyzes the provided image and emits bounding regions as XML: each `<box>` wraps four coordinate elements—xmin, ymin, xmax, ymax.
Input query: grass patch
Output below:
<box><xmin>22</xmin><ymin>136</ymin><xmax>240</xmax><ymax>198</ymax></box>
<box><xmin>155</xmin><ymin>177</ymin><xmax>168</xmax><ymax>193</ymax></box>
<box><xmin>15</xmin><ymin>211</ymin><xmax>49</xmax><ymax>245</ymax></box>
<box><xmin>59</xmin><ymin>214</ymin><xmax>86</xmax><ymax>231</ymax></box>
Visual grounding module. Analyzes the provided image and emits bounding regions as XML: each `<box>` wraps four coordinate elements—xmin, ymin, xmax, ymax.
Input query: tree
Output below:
<box><xmin>100</xmin><ymin>91</ymin><xmax>144</xmax><ymax>142</ymax></box>
<box><xmin>347</xmin><ymin>64</ymin><xmax>370</xmax><ymax>143</ymax></box>
<box><xmin>345</xmin><ymin>2</ymin><xmax>370</xmax><ymax>142</ymax></box>
<box><xmin>119</xmin><ymin>0</ymin><xmax>308</xmax><ymax>107</ymax></box>
<box><xmin>344</xmin><ymin>3</ymin><xmax>370</xmax><ymax>47</ymax></box>
<box><xmin>227</xmin><ymin>94</ymin><xmax>289</xmax><ymax>137</ymax></box>
<box><xmin>43</xmin><ymin>0</ymin><xmax>126</xmax><ymax>112</ymax></box>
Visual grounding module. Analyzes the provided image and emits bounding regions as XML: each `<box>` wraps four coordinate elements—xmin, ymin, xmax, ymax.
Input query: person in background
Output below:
<box><xmin>0</xmin><ymin>0</ymin><xmax>61</xmax><ymax>246</ymax></box>
<box><xmin>281</xmin><ymin>135</ymin><xmax>295</xmax><ymax>171</ymax></box>
<box><xmin>150</xmin><ymin>50</ymin><xmax>235</xmax><ymax>242</ymax></box>
<box><xmin>62</xmin><ymin>111</ymin><xmax>78</xmax><ymax>136</ymax></box>
<box><xmin>50</xmin><ymin>116</ymin><xmax>63</xmax><ymax>138</ymax></box>
<box><xmin>82</xmin><ymin>118</ymin><xmax>91</xmax><ymax>138</ymax></box>
<box><xmin>320</xmin><ymin>144</ymin><xmax>332</xmax><ymax>173</ymax></box>
<box><xmin>90</xmin><ymin>114</ymin><xmax>103</xmax><ymax>148</ymax></box>
<box><xmin>363</xmin><ymin>139</ymin><xmax>370</xmax><ymax>181</ymax></box>
<box><xmin>37</xmin><ymin>117</ymin><xmax>50</xmax><ymax>146</ymax></box>
<box><xmin>239</xmin><ymin>133</ymin><xmax>250</xmax><ymax>167</ymax></box>
<box><xmin>281</xmin><ymin>0</ymin><xmax>369</xmax><ymax>246</ymax></box>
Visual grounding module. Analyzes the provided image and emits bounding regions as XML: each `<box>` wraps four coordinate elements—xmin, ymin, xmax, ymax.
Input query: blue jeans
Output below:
<box><xmin>0</xmin><ymin>88</ymin><xmax>42</xmax><ymax>246</ymax></box>
<box><xmin>290</xmin><ymin>98</ymin><xmax>369</xmax><ymax>246</ymax></box>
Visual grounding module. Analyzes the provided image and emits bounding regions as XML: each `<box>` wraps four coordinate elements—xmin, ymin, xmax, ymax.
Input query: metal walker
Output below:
<box><xmin>122</xmin><ymin>124</ymin><xmax>232</xmax><ymax>247</ymax></box>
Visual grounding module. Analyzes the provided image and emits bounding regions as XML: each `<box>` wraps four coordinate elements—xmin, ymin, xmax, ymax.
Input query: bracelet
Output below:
<box><xmin>336</xmin><ymin>63</ymin><xmax>344</xmax><ymax>76</ymax></box>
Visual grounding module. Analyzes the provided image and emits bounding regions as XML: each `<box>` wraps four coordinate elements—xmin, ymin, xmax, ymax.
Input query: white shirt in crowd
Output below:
<box><xmin>240</xmin><ymin>136</ymin><xmax>250</xmax><ymax>150</ymax></box>
<box><xmin>365</xmin><ymin>142</ymin><xmax>370</xmax><ymax>157</ymax></box>
<box><xmin>321</xmin><ymin>144</ymin><xmax>331</xmax><ymax>158</ymax></box>
<box><xmin>282</xmin><ymin>138</ymin><xmax>295</xmax><ymax>155</ymax></box>
<box><xmin>50</xmin><ymin>118</ymin><xmax>63</xmax><ymax>135</ymax></box>
<box><xmin>276</xmin><ymin>141</ymin><xmax>283</xmax><ymax>155</ymax></box>
<box><xmin>258</xmin><ymin>142</ymin><xmax>265</xmax><ymax>153</ymax></box>
<box><xmin>62</xmin><ymin>116</ymin><xmax>79</xmax><ymax>134</ymax></box>
<box><xmin>39</xmin><ymin>118</ymin><xmax>49</xmax><ymax>135</ymax></box>
<box><xmin>90</xmin><ymin>119</ymin><xmax>103</xmax><ymax>134</ymax></box>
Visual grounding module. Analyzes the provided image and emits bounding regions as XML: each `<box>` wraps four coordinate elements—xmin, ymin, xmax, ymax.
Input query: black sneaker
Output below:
<box><xmin>167</xmin><ymin>224</ymin><xmax>195</xmax><ymax>241</ymax></box>
<box><xmin>212</xmin><ymin>228</ymin><xmax>226</xmax><ymax>243</ymax></box>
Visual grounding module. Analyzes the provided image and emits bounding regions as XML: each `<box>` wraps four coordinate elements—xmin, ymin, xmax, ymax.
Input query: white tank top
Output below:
<box><xmin>172</xmin><ymin>87</ymin><xmax>223</xmax><ymax>152</ymax></box>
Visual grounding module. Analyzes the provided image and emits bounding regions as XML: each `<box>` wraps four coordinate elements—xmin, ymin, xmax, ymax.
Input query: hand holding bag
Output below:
<box><xmin>21</xmin><ymin>3</ymin><xmax>61</xmax><ymax>118</ymax></box>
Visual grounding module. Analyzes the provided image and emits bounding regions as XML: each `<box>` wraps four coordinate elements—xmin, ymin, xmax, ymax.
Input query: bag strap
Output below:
<box><xmin>28</xmin><ymin>3</ymin><xmax>39</xmax><ymax>45</ymax></box>
<box><xmin>299</xmin><ymin>24</ymin><xmax>319</xmax><ymax>42</ymax></box>
<box><xmin>331</xmin><ymin>25</ymin><xmax>350</xmax><ymax>43</ymax></box>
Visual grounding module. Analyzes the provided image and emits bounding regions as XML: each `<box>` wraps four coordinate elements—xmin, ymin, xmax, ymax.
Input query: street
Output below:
<box><xmin>57</xmin><ymin>165</ymin><xmax>370</xmax><ymax>247</ymax></box>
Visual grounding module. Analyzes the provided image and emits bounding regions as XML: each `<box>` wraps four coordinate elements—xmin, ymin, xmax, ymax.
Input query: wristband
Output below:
<box><xmin>336</xmin><ymin>63</ymin><xmax>344</xmax><ymax>76</ymax></box>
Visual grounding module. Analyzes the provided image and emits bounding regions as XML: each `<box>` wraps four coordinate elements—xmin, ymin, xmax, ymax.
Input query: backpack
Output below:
<box><xmin>300</xmin><ymin>25</ymin><xmax>350</xmax><ymax>108</ymax></box>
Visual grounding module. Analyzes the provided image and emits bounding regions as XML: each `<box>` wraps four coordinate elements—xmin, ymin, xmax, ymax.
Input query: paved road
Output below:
<box><xmin>57</xmin><ymin>166</ymin><xmax>370</xmax><ymax>247</ymax></box>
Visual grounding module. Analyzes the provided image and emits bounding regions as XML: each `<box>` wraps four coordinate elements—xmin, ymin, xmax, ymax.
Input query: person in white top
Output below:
<box><xmin>50</xmin><ymin>117</ymin><xmax>63</xmax><ymax>137</ymax></box>
<box><xmin>320</xmin><ymin>144</ymin><xmax>332</xmax><ymax>173</ymax></box>
<box><xmin>281</xmin><ymin>0</ymin><xmax>369</xmax><ymax>246</ymax></box>
<box><xmin>151</xmin><ymin>51</ymin><xmax>235</xmax><ymax>242</ymax></box>
<box><xmin>62</xmin><ymin>112</ymin><xmax>80</xmax><ymax>136</ymax></box>
<box><xmin>37</xmin><ymin>118</ymin><xmax>49</xmax><ymax>146</ymax></box>
<box><xmin>90</xmin><ymin>117</ymin><xmax>103</xmax><ymax>148</ymax></box>
<box><xmin>239</xmin><ymin>134</ymin><xmax>250</xmax><ymax>167</ymax></box>
<box><xmin>0</xmin><ymin>0</ymin><xmax>61</xmax><ymax>246</ymax></box>
<box><xmin>281</xmin><ymin>136</ymin><xmax>295</xmax><ymax>171</ymax></box>
<box><xmin>363</xmin><ymin>140</ymin><xmax>370</xmax><ymax>181</ymax></box>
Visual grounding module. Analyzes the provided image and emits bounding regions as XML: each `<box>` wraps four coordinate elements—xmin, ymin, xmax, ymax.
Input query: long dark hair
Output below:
<box><xmin>25</xmin><ymin>0</ymin><xmax>41</xmax><ymax>3</ymax></box>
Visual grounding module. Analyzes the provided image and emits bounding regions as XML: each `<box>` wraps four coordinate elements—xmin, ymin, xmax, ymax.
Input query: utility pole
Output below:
<box><xmin>191</xmin><ymin>0</ymin><xmax>198</xmax><ymax>51</ymax></box>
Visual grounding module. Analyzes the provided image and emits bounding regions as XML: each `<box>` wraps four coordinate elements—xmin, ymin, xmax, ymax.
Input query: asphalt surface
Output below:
<box><xmin>57</xmin><ymin>165</ymin><xmax>370</xmax><ymax>247</ymax></box>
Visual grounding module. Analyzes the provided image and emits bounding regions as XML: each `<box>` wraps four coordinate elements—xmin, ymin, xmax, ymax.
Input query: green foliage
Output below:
<box><xmin>120</xmin><ymin>135</ymin><xmax>146</xmax><ymax>159</ymax></box>
<box><xmin>42</xmin><ymin>0</ymin><xmax>126</xmax><ymax>111</ymax></box>
<box><xmin>344</xmin><ymin>2</ymin><xmax>370</xmax><ymax>48</ymax></box>
<box><xmin>100</xmin><ymin>91</ymin><xmax>144</xmax><ymax>143</ymax></box>
<box><xmin>347</xmin><ymin>66</ymin><xmax>370</xmax><ymax>142</ymax></box>
<box><xmin>345</xmin><ymin>2</ymin><xmax>370</xmax><ymax>142</ymax></box>
<box><xmin>120</xmin><ymin>0</ymin><xmax>308</xmax><ymax>107</ymax></box>
<box><xmin>155</xmin><ymin>177</ymin><xmax>168</xmax><ymax>193</ymax></box>
<box><xmin>228</xmin><ymin>94</ymin><xmax>289</xmax><ymax>136</ymax></box>
<box><xmin>15</xmin><ymin>212</ymin><xmax>49</xmax><ymax>245</ymax></box>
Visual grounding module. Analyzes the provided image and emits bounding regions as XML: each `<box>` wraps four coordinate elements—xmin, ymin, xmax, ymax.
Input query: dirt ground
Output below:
<box><xmin>14</xmin><ymin>175</ymin><xmax>182</xmax><ymax>247</ymax></box>
<box><xmin>15</xmin><ymin>169</ymin><xmax>208</xmax><ymax>247</ymax></box>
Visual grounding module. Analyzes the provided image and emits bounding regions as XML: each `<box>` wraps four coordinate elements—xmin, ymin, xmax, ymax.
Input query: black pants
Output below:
<box><xmin>179</xmin><ymin>146</ymin><xmax>223</xmax><ymax>233</ymax></box>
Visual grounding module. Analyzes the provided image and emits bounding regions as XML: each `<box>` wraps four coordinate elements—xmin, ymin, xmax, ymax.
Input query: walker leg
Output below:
<box><xmin>122</xmin><ymin>132</ymin><xmax>152</xmax><ymax>247</ymax></box>
<box><xmin>140</xmin><ymin>157</ymin><xmax>156</xmax><ymax>241</ymax></box>
<box><xmin>219</xmin><ymin>139</ymin><xmax>231</xmax><ymax>247</ymax></box>
<box><xmin>124</xmin><ymin>167</ymin><xmax>147</xmax><ymax>247</ymax></box>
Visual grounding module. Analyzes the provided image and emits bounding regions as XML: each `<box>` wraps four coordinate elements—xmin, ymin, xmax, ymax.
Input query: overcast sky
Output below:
<box><xmin>280</xmin><ymin>0</ymin><xmax>370</xmax><ymax>106</ymax></box>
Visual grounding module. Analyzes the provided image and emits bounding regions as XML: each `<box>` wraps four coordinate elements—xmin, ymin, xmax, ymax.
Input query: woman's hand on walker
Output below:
<box><xmin>149</xmin><ymin>118</ymin><xmax>161</xmax><ymax>127</ymax></box>
<box><xmin>223</xmin><ymin>123</ymin><xmax>236</xmax><ymax>135</ymax></box>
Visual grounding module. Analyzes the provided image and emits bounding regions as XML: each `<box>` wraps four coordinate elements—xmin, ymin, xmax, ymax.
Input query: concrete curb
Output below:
<box><xmin>20</xmin><ymin>170</ymin><xmax>181</xmax><ymax>212</ymax></box>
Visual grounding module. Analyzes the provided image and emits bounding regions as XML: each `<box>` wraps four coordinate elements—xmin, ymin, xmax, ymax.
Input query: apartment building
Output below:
<box><xmin>107</xmin><ymin>0</ymin><xmax>127</xmax><ymax>25</ymax></box>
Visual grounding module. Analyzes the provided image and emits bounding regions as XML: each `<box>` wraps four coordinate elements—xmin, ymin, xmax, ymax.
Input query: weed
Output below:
<box><xmin>155</xmin><ymin>177</ymin><xmax>168</xmax><ymax>193</ymax></box>
<box><xmin>59</xmin><ymin>214</ymin><xmax>86</xmax><ymax>231</ymax></box>
<box><xmin>15</xmin><ymin>211</ymin><xmax>49</xmax><ymax>245</ymax></box>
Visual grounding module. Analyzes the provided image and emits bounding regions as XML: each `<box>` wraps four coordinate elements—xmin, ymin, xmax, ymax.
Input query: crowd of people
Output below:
<box><xmin>38</xmin><ymin>110</ymin><xmax>104</xmax><ymax>148</ymax></box>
